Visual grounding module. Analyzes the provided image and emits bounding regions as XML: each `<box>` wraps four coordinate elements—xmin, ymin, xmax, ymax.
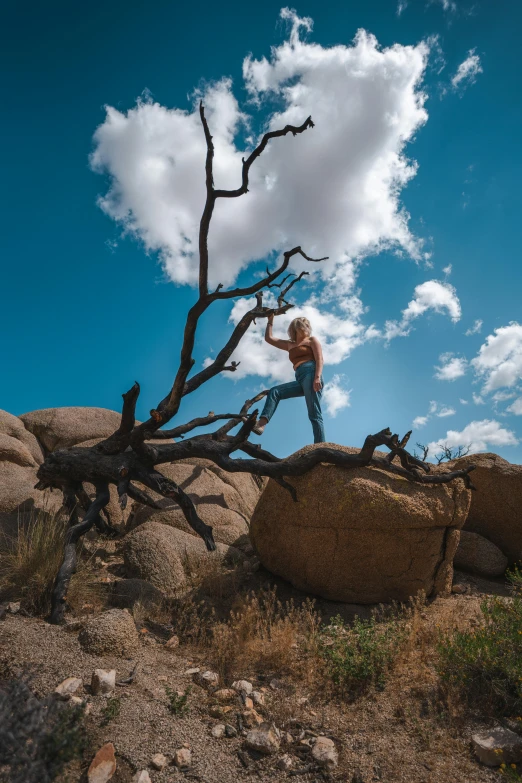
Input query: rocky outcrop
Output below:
<box><xmin>0</xmin><ymin>409</ymin><xmax>44</xmax><ymax>464</ymax></box>
<box><xmin>250</xmin><ymin>443</ymin><xmax>471</xmax><ymax>604</ymax></box>
<box><xmin>79</xmin><ymin>608</ymin><xmax>139</xmax><ymax>655</ymax></box>
<box><xmin>123</xmin><ymin>521</ymin><xmax>243</xmax><ymax>597</ymax></box>
<box><xmin>454</xmin><ymin>530</ymin><xmax>508</xmax><ymax>577</ymax></box>
<box><xmin>449</xmin><ymin>453</ymin><xmax>522</xmax><ymax>565</ymax></box>
<box><xmin>19</xmin><ymin>407</ymin><xmax>122</xmax><ymax>452</ymax></box>
<box><xmin>129</xmin><ymin>458</ymin><xmax>264</xmax><ymax>547</ymax></box>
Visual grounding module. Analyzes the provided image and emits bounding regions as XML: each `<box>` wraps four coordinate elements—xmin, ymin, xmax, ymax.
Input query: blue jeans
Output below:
<box><xmin>260</xmin><ymin>360</ymin><xmax>325</xmax><ymax>444</ymax></box>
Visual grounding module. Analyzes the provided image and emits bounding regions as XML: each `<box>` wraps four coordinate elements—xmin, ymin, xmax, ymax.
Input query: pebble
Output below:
<box><xmin>277</xmin><ymin>754</ymin><xmax>294</xmax><ymax>770</ymax></box>
<box><xmin>244</xmin><ymin>723</ymin><xmax>280</xmax><ymax>755</ymax></box>
<box><xmin>7</xmin><ymin>601</ymin><xmax>20</xmax><ymax>614</ymax></box>
<box><xmin>251</xmin><ymin>690</ymin><xmax>265</xmax><ymax>706</ymax></box>
<box><xmin>452</xmin><ymin>584</ymin><xmax>466</xmax><ymax>594</ymax></box>
<box><xmin>212</xmin><ymin>724</ymin><xmax>226</xmax><ymax>738</ymax></box>
<box><xmin>88</xmin><ymin>743</ymin><xmax>117</xmax><ymax>783</ymax></box>
<box><xmin>165</xmin><ymin>635</ymin><xmax>180</xmax><ymax>649</ymax></box>
<box><xmin>472</xmin><ymin>727</ymin><xmax>522</xmax><ymax>766</ymax></box>
<box><xmin>232</xmin><ymin>679</ymin><xmax>253</xmax><ymax>695</ymax></box>
<box><xmin>184</xmin><ymin>667</ymin><xmax>200</xmax><ymax>675</ymax></box>
<box><xmin>55</xmin><ymin>676</ymin><xmax>83</xmax><ymax>700</ymax></box>
<box><xmin>193</xmin><ymin>670</ymin><xmax>219</xmax><ymax>691</ymax></box>
<box><xmin>133</xmin><ymin>773</ymin><xmax>152</xmax><ymax>783</ymax></box>
<box><xmin>91</xmin><ymin>669</ymin><xmax>116</xmax><ymax>696</ymax></box>
<box><xmin>150</xmin><ymin>753</ymin><xmax>168</xmax><ymax>771</ymax></box>
<box><xmin>312</xmin><ymin>736</ymin><xmax>339</xmax><ymax>769</ymax></box>
<box><xmin>225</xmin><ymin>724</ymin><xmax>238</xmax><ymax>738</ymax></box>
<box><xmin>214</xmin><ymin>688</ymin><xmax>237</xmax><ymax>702</ymax></box>
<box><xmin>174</xmin><ymin>747</ymin><xmax>192</xmax><ymax>768</ymax></box>
<box><xmin>241</xmin><ymin>709</ymin><xmax>264</xmax><ymax>728</ymax></box>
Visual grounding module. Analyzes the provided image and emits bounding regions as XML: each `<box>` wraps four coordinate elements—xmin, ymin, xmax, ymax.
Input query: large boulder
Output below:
<box><xmin>123</xmin><ymin>521</ymin><xmax>243</xmax><ymax>597</ymax></box>
<box><xmin>19</xmin><ymin>407</ymin><xmax>122</xmax><ymax>452</ymax></box>
<box><xmin>250</xmin><ymin>443</ymin><xmax>471</xmax><ymax>604</ymax></box>
<box><xmin>0</xmin><ymin>409</ymin><xmax>44</xmax><ymax>464</ymax></box>
<box><xmin>129</xmin><ymin>459</ymin><xmax>264</xmax><ymax>547</ymax></box>
<box><xmin>79</xmin><ymin>608</ymin><xmax>139</xmax><ymax>655</ymax></box>
<box><xmin>449</xmin><ymin>453</ymin><xmax>522</xmax><ymax>565</ymax></box>
<box><xmin>454</xmin><ymin>530</ymin><xmax>508</xmax><ymax>578</ymax></box>
<box><xmin>0</xmin><ymin>461</ymin><xmax>60</xmax><ymax>539</ymax></box>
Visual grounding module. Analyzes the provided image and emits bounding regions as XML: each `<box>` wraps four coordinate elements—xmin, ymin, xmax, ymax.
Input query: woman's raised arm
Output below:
<box><xmin>310</xmin><ymin>336</ymin><xmax>324</xmax><ymax>392</ymax></box>
<box><xmin>264</xmin><ymin>313</ymin><xmax>292</xmax><ymax>351</ymax></box>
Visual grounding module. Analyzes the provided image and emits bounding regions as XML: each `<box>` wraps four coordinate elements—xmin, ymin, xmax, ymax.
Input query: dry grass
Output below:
<box><xmin>207</xmin><ymin>588</ymin><xmax>320</xmax><ymax>682</ymax></box>
<box><xmin>0</xmin><ymin>509</ymin><xmax>106</xmax><ymax>617</ymax></box>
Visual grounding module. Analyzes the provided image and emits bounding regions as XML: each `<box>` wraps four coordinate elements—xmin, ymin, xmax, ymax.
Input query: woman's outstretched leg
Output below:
<box><xmin>297</xmin><ymin>364</ymin><xmax>325</xmax><ymax>443</ymax></box>
<box><xmin>253</xmin><ymin>380</ymin><xmax>303</xmax><ymax>435</ymax></box>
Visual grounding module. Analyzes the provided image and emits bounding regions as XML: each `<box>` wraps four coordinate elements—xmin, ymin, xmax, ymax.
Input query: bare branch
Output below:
<box><xmin>213</xmin><ymin>116</ymin><xmax>315</xmax><ymax>200</ymax></box>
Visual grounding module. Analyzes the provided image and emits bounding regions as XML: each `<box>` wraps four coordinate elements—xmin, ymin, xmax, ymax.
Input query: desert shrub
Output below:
<box><xmin>208</xmin><ymin>588</ymin><xmax>319</xmax><ymax>681</ymax></box>
<box><xmin>0</xmin><ymin>675</ymin><xmax>87</xmax><ymax>783</ymax></box>
<box><xmin>165</xmin><ymin>685</ymin><xmax>191</xmax><ymax>716</ymax></box>
<box><xmin>100</xmin><ymin>696</ymin><xmax>121</xmax><ymax>727</ymax></box>
<box><xmin>0</xmin><ymin>509</ymin><xmax>105</xmax><ymax>617</ymax></box>
<box><xmin>318</xmin><ymin>612</ymin><xmax>407</xmax><ymax>697</ymax></box>
<box><xmin>0</xmin><ymin>511</ymin><xmax>68</xmax><ymax>615</ymax></box>
<box><xmin>437</xmin><ymin>566</ymin><xmax>522</xmax><ymax>717</ymax></box>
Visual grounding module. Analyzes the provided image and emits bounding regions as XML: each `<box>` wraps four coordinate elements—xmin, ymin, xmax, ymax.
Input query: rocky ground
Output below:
<box><xmin>0</xmin><ymin>561</ymin><xmax>510</xmax><ymax>783</ymax></box>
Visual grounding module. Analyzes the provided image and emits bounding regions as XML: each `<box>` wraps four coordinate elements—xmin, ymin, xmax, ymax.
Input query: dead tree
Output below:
<box><xmin>35</xmin><ymin>104</ymin><xmax>477</xmax><ymax>624</ymax></box>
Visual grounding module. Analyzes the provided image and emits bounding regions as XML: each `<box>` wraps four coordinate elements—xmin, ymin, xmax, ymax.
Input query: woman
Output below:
<box><xmin>253</xmin><ymin>315</ymin><xmax>325</xmax><ymax>444</ymax></box>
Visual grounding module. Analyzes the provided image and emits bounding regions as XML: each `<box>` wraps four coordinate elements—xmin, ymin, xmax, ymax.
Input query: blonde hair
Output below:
<box><xmin>287</xmin><ymin>317</ymin><xmax>312</xmax><ymax>342</ymax></box>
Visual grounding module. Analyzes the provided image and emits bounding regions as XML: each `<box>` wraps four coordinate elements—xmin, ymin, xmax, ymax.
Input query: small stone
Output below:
<box><xmin>312</xmin><ymin>736</ymin><xmax>338</xmax><ymax>769</ymax></box>
<box><xmin>88</xmin><ymin>742</ymin><xmax>117</xmax><ymax>783</ymax></box>
<box><xmin>232</xmin><ymin>679</ymin><xmax>253</xmax><ymax>695</ymax></box>
<box><xmin>284</xmin><ymin>732</ymin><xmax>294</xmax><ymax>745</ymax></box>
<box><xmin>472</xmin><ymin>727</ymin><xmax>522</xmax><ymax>766</ymax></box>
<box><xmin>277</xmin><ymin>754</ymin><xmax>294</xmax><ymax>771</ymax></box>
<box><xmin>157</xmin><ymin>676</ymin><xmax>168</xmax><ymax>683</ymax></box>
<box><xmin>133</xmin><ymin>773</ymin><xmax>152</xmax><ymax>783</ymax></box>
<box><xmin>225</xmin><ymin>724</ymin><xmax>238</xmax><ymax>738</ymax></box>
<box><xmin>165</xmin><ymin>635</ymin><xmax>180</xmax><ymax>649</ymax></box>
<box><xmin>245</xmin><ymin>723</ymin><xmax>280</xmax><ymax>755</ymax></box>
<box><xmin>55</xmin><ymin>676</ymin><xmax>83</xmax><ymax>700</ymax></box>
<box><xmin>91</xmin><ymin>669</ymin><xmax>116</xmax><ymax>696</ymax></box>
<box><xmin>452</xmin><ymin>584</ymin><xmax>466</xmax><ymax>594</ymax></box>
<box><xmin>251</xmin><ymin>690</ymin><xmax>265</xmax><ymax>706</ymax></box>
<box><xmin>243</xmin><ymin>696</ymin><xmax>254</xmax><ymax>710</ymax></box>
<box><xmin>193</xmin><ymin>670</ymin><xmax>219</xmax><ymax>691</ymax></box>
<box><xmin>212</xmin><ymin>723</ymin><xmax>226</xmax><ymax>738</ymax></box>
<box><xmin>70</xmin><ymin>696</ymin><xmax>86</xmax><ymax>707</ymax></box>
<box><xmin>241</xmin><ymin>709</ymin><xmax>264</xmax><ymax>728</ymax></box>
<box><xmin>269</xmin><ymin>678</ymin><xmax>284</xmax><ymax>690</ymax></box>
<box><xmin>150</xmin><ymin>753</ymin><xmax>168</xmax><ymax>771</ymax></box>
<box><xmin>297</xmin><ymin>696</ymin><xmax>309</xmax><ymax>706</ymax></box>
<box><xmin>174</xmin><ymin>747</ymin><xmax>192</xmax><ymax>768</ymax></box>
<box><xmin>184</xmin><ymin>667</ymin><xmax>200</xmax><ymax>675</ymax></box>
<box><xmin>7</xmin><ymin>601</ymin><xmax>20</xmax><ymax>614</ymax></box>
<box><xmin>214</xmin><ymin>688</ymin><xmax>237</xmax><ymax>702</ymax></box>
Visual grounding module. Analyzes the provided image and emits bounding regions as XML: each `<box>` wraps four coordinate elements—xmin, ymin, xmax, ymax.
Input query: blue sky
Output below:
<box><xmin>1</xmin><ymin>0</ymin><xmax>521</xmax><ymax>463</ymax></box>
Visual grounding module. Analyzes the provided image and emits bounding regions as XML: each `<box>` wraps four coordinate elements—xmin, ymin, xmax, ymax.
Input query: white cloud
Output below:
<box><xmin>436</xmin><ymin>0</ymin><xmax>457</xmax><ymax>12</ymax></box>
<box><xmin>413</xmin><ymin>415</ymin><xmax>429</xmax><ymax>428</ymax></box>
<box><xmin>437</xmin><ymin>405</ymin><xmax>456</xmax><ymax>417</ymax></box>
<box><xmin>471</xmin><ymin>322</ymin><xmax>522</xmax><ymax>393</ymax></box>
<box><xmin>384</xmin><ymin>280</ymin><xmax>461</xmax><ymax>339</ymax></box>
<box><xmin>465</xmin><ymin>319</ymin><xmax>483</xmax><ymax>336</ymax></box>
<box><xmin>442</xmin><ymin>264</ymin><xmax>452</xmax><ymax>276</ymax></box>
<box><xmin>472</xmin><ymin>393</ymin><xmax>485</xmax><ymax>405</ymax></box>
<box><xmin>451</xmin><ymin>49</ymin><xmax>483</xmax><ymax>90</ymax></box>
<box><xmin>434</xmin><ymin>352</ymin><xmax>467</xmax><ymax>381</ymax></box>
<box><xmin>507</xmin><ymin>398</ymin><xmax>522</xmax><ymax>416</ymax></box>
<box><xmin>91</xmin><ymin>11</ymin><xmax>430</xmax><ymax>294</ymax></box>
<box><xmin>428</xmin><ymin>419</ymin><xmax>518</xmax><ymax>455</ymax></box>
<box><xmin>322</xmin><ymin>375</ymin><xmax>352</xmax><ymax>417</ymax></box>
<box><xmin>397</xmin><ymin>1</ymin><xmax>408</xmax><ymax>16</ymax></box>
<box><xmin>459</xmin><ymin>398</ymin><xmax>468</xmax><ymax>405</ymax></box>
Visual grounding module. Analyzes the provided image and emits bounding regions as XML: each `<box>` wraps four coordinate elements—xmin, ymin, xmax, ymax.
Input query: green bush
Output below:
<box><xmin>318</xmin><ymin>613</ymin><xmax>407</xmax><ymax>697</ymax></box>
<box><xmin>437</xmin><ymin>566</ymin><xmax>522</xmax><ymax>717</ymax></box>
<box><xmin>0</xmin><ymin>675</ymin><xmax>87</xmax><ymax>783</ymax></box>
<box><xmin>165</xmin><ymin>685</ymin><xmax>191</xmax><ymax>716</ymax></box>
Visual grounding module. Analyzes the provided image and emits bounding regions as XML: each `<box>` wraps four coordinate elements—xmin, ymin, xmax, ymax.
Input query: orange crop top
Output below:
<box><xmin>288</xmin><ymin>341</ymin><xmax>314</xmax><ymax>369</ymax></box>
